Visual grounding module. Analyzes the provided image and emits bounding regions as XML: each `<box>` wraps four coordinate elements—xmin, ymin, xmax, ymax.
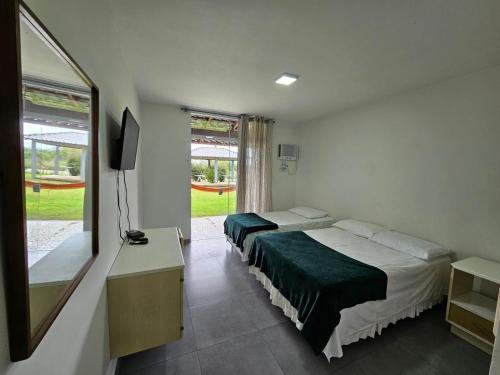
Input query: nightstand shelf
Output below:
<box><xmin>451</xmin><ymin>291</ymin><xmax>496</xmax><ymax>322</ymax></box>
<box><xmin>446</xmin><ymin>257</ymin><xmax>500</xmax><ymax>355</ymax></box>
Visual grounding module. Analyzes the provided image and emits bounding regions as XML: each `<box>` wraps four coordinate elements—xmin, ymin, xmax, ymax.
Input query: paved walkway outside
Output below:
<box><xmin>27</xmin><ymin>220</ymin><xmax>83</xmax><ymax>267</ymax></box>
<box><xmin>191</xmin><ymin>216</ymin><xmax>226</xmax><ymax>241</ymax></box>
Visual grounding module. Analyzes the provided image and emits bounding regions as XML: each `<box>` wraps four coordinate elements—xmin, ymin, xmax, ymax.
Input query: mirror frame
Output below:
<box><xmin>0</xmin><ymin>0</ymin><xmax>99</xmax><ymax>361</ymax></box>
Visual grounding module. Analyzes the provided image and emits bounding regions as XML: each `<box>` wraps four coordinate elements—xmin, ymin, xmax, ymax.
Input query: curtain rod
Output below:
<box><xmin>23</xmin><ymin>75</ymin><xmax>91</xmax><ymax>97</ymax></box>
<box><xmin>180</xmin><ymin>106</ymin><xmax>275</xmax><ymax>123</ymax></box>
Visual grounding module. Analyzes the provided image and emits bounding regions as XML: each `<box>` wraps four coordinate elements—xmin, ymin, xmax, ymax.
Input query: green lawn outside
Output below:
<box><xmin>191</xmin><ymin>188</ymin><xmax>236</xmax><ymax>217</ymax></box>
<box><xmin>25</xmin><ymin>187</ymin><xmax>84</xmax><ymax>220</ymax></box>
<box><xmin>25</xmin><ymin>186</ymin><xmax>234</xmax><ymax>220</ymax></box>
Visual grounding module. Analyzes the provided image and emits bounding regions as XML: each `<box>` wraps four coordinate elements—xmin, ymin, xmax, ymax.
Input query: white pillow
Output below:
<box><xmin>371</xmin><ymin>231</ymin><xmax>450</xmax><ymax>260</ymax></box>
<box><xmin>288</xmin><ymin>207</ymin><xmax>328</xmax><ymax>219</ymax></box>
<box><xmin>332</xmin><ymin>219</ymin><xmax>386</xmax><ymax>239</ymax></box>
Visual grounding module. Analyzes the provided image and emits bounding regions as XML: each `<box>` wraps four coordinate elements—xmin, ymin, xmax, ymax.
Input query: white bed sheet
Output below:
<box><xmin>249</xmin><ymin>227</ymin><xmax>451</xmax><ymax>360</ymax></box>
<box><xmin>231</xmin><ymin>211</ymin><xmax>335</xmax><ymax>261</ymax></box>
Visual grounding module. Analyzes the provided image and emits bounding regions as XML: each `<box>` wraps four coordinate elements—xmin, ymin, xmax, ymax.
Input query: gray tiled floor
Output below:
<box><xmin>117</xmin><ymin>237</ymin><xmax>492</xmax><ymax>375</ymax></box>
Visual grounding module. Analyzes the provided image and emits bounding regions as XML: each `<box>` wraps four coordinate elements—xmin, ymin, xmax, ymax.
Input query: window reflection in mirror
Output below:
<box><xmin>20</xmin><ymin>16</ymin><xmax>94</xmax><ymax>333</ymax></box>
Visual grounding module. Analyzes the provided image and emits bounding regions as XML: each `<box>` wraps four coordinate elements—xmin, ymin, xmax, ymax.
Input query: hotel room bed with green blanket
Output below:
<box><xmin>224</xmin><ymin>210</ymin><xmax>335</xmax><ymax>260</ymax></box>
<box><xmin>223</xmin><ymin>213</ymin><xmax>278</xmax><ymax>249</ymax></box>
<box><xmin>248</xmin><ymin>231</ymin><xmax>388</xmax><ymax>354</ymax></box>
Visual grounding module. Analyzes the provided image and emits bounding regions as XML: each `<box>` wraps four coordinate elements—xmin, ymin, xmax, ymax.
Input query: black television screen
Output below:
<box><xmin>113</xmin><ymin>108</ymin><xmax>140</xmax><ymax>170</ymax></box>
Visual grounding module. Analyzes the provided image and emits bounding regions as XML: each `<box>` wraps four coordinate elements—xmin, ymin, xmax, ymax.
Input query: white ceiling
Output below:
<box><xmin>20</xmin><ymin>18</ymin><xmax>89</xmax><ymax>90</ymax></box>
<box><xmin>112</xmin><ymin>0</ymin><xmax>500</xmax><ymax>124</ymax></box>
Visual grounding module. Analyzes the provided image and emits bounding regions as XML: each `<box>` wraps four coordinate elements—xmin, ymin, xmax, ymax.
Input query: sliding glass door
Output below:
<box><xmin>190</xmin><ymin>113</ymin><xmax>238</xmax><ymax>239</ymax></box>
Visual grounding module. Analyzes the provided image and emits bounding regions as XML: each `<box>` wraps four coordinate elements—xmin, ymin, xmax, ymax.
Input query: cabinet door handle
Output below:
<box><xmin>180</xmin><ymin>277</ymin><xmax>184</xmax><ymax>282</ymax></box>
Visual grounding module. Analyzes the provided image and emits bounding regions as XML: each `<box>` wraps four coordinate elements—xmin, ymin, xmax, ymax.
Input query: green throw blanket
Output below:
<box><xmin>224</xmin><ymin>213</ymin><xmax>278</xmax><ymax>249</ymax></box>
<box><xmin>248</xmin><ymin>231</ymin><xmax>388</xmax><ymax>354</ymax></box>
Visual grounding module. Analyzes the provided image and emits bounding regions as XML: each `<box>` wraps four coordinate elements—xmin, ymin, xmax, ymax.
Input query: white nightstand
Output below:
<box><xmin>446</xmin><ymin>257</ymin><xmax>500</xmax><ymax>355</ymax></box>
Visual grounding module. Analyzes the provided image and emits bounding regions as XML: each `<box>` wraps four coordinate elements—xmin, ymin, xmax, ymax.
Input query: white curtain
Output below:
<box><xmin>236</xmin><ymin>115</ymin><xmax>273</xmax><ymax>213</ymax></box>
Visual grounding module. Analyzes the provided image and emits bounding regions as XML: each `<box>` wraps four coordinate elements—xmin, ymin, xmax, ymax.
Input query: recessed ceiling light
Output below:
<box><xmin>275</xmin><ymin>73</ymin><xmax>298</xmax><ymax>86</ymax></box>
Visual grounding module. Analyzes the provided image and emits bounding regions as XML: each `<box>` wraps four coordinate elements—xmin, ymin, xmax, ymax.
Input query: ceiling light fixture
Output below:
<box><xmin>275</xmin><ymin>73</ymin><xmax>298</xmax><ymax>86</ymax></box>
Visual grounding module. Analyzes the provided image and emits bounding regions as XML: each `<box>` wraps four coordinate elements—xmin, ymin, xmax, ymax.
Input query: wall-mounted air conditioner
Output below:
<box><xmin>278</xmin><ymin>144</ymin><xmax>298</xmax><ymax>161</ymax></box>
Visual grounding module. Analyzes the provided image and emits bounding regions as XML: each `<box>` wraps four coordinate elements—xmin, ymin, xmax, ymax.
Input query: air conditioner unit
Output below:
<box><xmin>278</xmin><ymin>144</ymin><xmax>298</xmax><ymax>161</ymax></box>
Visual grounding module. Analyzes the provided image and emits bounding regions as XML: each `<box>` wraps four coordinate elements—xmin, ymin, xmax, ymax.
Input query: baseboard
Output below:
<box><xmin>106</xmin><ymin>358</ymin><xmax>118</xmax><ymax>375</ymax></box>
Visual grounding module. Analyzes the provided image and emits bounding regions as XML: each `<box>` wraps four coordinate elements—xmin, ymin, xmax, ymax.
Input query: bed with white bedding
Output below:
<box><xmin>225</xmin><ymin>209</ymin><xmax>335</xmax><ymax>261</ymax></box>
<box><xmin>249</xmin><ymin>226</ymin><xmax>451</xmax><ymax>360</ymax></box>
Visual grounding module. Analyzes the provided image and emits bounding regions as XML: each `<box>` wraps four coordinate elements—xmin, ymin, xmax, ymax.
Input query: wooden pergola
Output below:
<box><xmin>24</xmin><ymin>131</ymin><xmax>88</xmax><ymax>181</ymax></box>
<box><xmin>191</xmin><ymin>146</ymin><xmax>237</xmax><ymax>182</ymax></box>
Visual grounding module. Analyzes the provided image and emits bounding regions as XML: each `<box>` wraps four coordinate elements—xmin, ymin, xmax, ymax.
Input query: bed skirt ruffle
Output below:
<box><xmin>249</xmin><ymin>265</ymin><xmax>444</xmax><ymax>360</ymax></box>
<box><xmin>226</xmin><ymin>236</ymin><xmax>244</xmax><ymax>257</ymax></box>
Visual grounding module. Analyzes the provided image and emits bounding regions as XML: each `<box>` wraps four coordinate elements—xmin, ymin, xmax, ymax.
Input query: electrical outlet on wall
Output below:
<box><xmin>280</xmin><ymin>160</ymin><xmax>297</xmax><ymax>175</ymax></box>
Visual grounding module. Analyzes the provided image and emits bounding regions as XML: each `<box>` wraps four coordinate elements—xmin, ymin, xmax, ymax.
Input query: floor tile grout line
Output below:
<box><xmin>391</xmin><ymin>335</ymin><xmax>446</xmax><ymax>375</ymax></box>
<box><xmin>191</xmin><ymin>302</ymin><xmax>260</xmax><ymax>352</ymax></box>
<box><xmin>121</xmin><ymin>350</ymin><xmax>201</xmax><ymax>375</ymax></box>
<box><xmin>193</xmin><ymin>327</ymin><xmax>261</xmax><ymax>354</ymax></box>
<box><xmin>257</xmin><ymin>328</ymin><xmax>287</xmax><ymax>375</ymax></box>
<box><xmin>187</xmin><ymin>286</ymin><xmax>243</xmax><ymax>310</ymax></box>
<box><xmin>193</xmin><ymin>349</ymin><xmax>203</xmax><ymax>374</ymax></box>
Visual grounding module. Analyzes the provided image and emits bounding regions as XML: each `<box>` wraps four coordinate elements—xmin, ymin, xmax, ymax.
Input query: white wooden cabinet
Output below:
<box><xmin>107</xmin><ymin>228</ymin><xmax>185</xmax><ymax>358</ymax></box>
<box><xmin>446</xmin><ymin>257</ymin><xmax>500</xmax><ymax>355</ymax></box>
<box><xmin>490</xmin><ymin>289</ymin><xmax>500</xmax><ymax>374</ymax></box>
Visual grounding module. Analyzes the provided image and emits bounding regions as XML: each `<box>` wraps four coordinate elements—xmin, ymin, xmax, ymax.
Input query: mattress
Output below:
<box><xmin>249</xmin><ymin>227</ymin><xmax>451</xmax><ymax>360</ymax></box>
<box><xmin>230</xmin><ymin>211</ymin><xmax>335</xmax><ymax>261</ymax></box>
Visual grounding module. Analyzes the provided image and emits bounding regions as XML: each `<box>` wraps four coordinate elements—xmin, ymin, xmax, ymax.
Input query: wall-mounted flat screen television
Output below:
<box><xmin>112</xmin><ymin>108</ymin><xmax>140</xmax><ymax>170</ymax></box>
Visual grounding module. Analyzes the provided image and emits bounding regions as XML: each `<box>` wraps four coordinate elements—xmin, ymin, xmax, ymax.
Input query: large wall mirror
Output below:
<box><xmin>0</xmin><ymin>0</ymin><xmax>99</xmax><ymax>361</ymax></box>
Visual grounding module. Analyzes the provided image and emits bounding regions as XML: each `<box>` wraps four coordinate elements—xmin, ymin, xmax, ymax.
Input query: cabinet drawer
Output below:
<box><xmin>448</xmin><ymin>303</ymin><xmax>494</xmax><ymax>344</ymax></box>
<box><xmin>108</xmin><ymin>269</ymin><xmax>183</xmax><ymax>358</ymax></box>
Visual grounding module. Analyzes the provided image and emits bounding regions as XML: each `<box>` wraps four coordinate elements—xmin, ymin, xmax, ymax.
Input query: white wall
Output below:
<box><xmin>271</xmin><ymin>124</ymin><xmax>298</xmax><ymax>211</ymax></box>
<box><xmin>296</xmin><ymin>65</ymin><xmax>500</xmax><ymax>262</ymax></box>
<box><xmin>0</xmin><ymin>0</ymin><xmax>140</xmax><ymax>374</ymax></box>
<box><xmin>138</xmin><ymin>108</ymin><xmax>298</xmax><ymax>236</ymax></box>
<box><xmin>139</xmin><ymin>102</ymin><xmax>191</xmax><ymax>238</ymax></box>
